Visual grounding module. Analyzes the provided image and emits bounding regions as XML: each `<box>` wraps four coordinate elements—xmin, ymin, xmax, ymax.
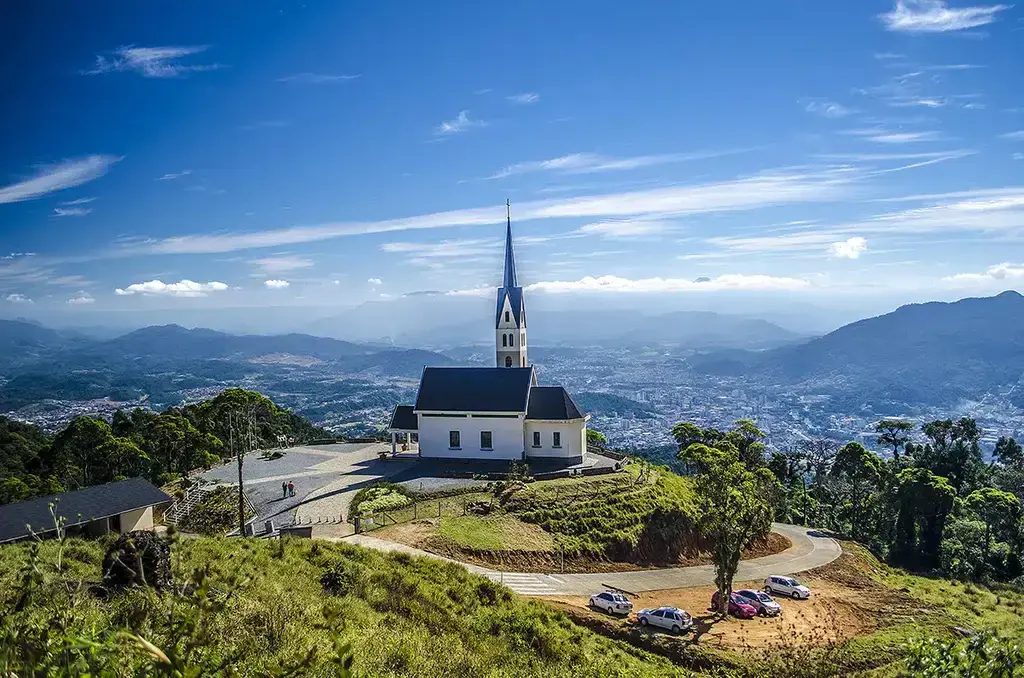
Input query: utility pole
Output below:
<box><xmin>232</xmin><ymin>411</ymin><xmax>246</xmax><ymax>536</ymax></box>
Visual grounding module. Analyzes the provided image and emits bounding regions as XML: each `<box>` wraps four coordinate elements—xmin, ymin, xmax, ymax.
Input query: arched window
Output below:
<box><xmin>508</xmin><ymin>333</ymin><xmax>513</xmax><ymax>346</ymax></box>
<box><xmin>502</xmin><ymin>334</ymin><xmax>507</xmax><ymax>347</ymax></box>
<box><xmin>505</xmin><ymin>311</ymin><xmax>510</xmax><ymax>322</ymax></box>
<box><xmin>505</xmin><ymin>356</ymin><xmax>513</xmax><ymax>367</ymax></box>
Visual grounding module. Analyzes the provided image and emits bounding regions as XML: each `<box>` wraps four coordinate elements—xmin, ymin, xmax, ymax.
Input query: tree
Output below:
<box><xmin>830</xmin><ymin>442</ymin><xmax>882</xmax><ymax>540</ymax></box>
<box><xmin>725</xmin><ymin>419</ymin><xmax>767</xmax><ymax>469</ymax></box>
<box><xmin>678</xmin><ymin>442</ymin><xmax>778</xmax><ymax>615</ymax></box>
<box><xmin>965</xmin><ymin>487</ymin><xmax>1020</xmax><ymax>571</ymax></box>
<box><xmin>585</xmin><ymin>429</ymin><xmax>608</xmax><ymax>448</ymax></box>
<box><xmin>915</xmin><ymin>418</ymin><xmax>983</xmax><ymax>494</ymax></box>
<box><xmin>994</xmin><ymin>436</ymin><xmax>1023</xmax><ymax>468</ymax></box>
<box><xmin>894</xmin><ymin>468</ymin><xmax>956</xmax><ymax>568</ymax></box>
<box><xmin>874</xmin><ymin>419</ymin><xmax>915</xmax><ymax>461</ymax></box>
<box><xmin>670</xmin><ymin>422</ymin><xmax>703</xmax><ymax>450</ymax></box>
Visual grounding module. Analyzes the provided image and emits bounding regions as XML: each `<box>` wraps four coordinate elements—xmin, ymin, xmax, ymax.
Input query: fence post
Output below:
<box><xmin>414</xmin><ymin>502</ymin><xmax>417</xmax><ymax>520</ymax></box>
<box><xmin>438</xmin><ymin>500</ymin><xmax>441</xmax><ymax>518</ymax></box>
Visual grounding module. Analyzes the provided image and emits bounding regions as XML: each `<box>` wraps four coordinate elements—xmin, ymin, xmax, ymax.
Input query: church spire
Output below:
<box><xmin>503</xmin><ymin>199</ymin><xmax>518</xmax><ymax>289</ymax></box>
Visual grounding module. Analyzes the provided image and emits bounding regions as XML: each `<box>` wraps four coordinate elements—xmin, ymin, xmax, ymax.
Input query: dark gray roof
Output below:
<box><xmin>414</xmin><ymin>366</ymin><xmax>534</xmax><ymax>413</ymax></box>
<box><xmin>495</xmin><ymin>285</ymin><xmax>525</xmax><ymax>327</ymax></box>
<box><xmin>388</xmin><ymin>405</ymin><xmax>418</xmax><ymax>430</ymax></box>
<box><xmin>0</xmin><ymin>477</ymin><xmax>171</xmax><ymax>544</ymax></box>
<box><xmin>526</xmin><ymin>386</ymin><xmax>586</xmax><ymax>420</ymax></box>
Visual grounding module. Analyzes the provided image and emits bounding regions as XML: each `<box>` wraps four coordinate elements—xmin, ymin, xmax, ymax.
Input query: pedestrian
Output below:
<box><xmin>282</xmin><ymin>481</ymin><xmax>288</xmax><ymax>499</ymax></box>
<box><xmin>288</xmin><ymin>480</ymin><xmax>295</xmax><ymax>497</ymax></box>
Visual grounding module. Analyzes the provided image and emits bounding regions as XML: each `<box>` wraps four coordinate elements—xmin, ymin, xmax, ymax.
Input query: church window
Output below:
<box><xmin>480</xmin><ymin>431</ymin><xmax>492</xmax><ymax>450</ymax></box>
<box><xmin>449</xmin><ymin>431</ymin><xmax>461</xmax><ymax>449</ymax></box>
<box><xmin>522</xmin><ymin>357</ymin><xmax>526</xmax><ymax>366</ymax></box>
<box><xmin>502</xmin><ymin>334</ymin><xmax>507</xmax><ymax>347</ymax></box>
<box><xmin>553</xmin><ymin>432</ymin><xmax>562</xmax><ymax>448</ymax></box>
<box><xmin>509</xmin><ymin>333</ymin><xmax>514</xmax><ymax>346</ymax></box>
<box><xmin>532</xmin><ymin>431</ymin><xmax>541</xmax><ymax>447</ymax></box>
<box><xmin>505</xmin><ymin>356</ymin><xmax>513</xmax><ymax>367</ymax></box>
<box><xmin>505</xmin><ymin>311</ymin><xmax>510</xmax><ymax>322</ymax></box>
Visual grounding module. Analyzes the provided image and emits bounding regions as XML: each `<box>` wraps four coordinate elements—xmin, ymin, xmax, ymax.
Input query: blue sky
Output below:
<box><xmin>2</xmin><ymin>0</ymin><xmax>1023</xmax><ymax>319</ymax></box>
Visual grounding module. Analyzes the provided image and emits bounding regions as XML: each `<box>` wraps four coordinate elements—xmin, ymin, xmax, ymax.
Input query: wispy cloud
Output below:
<box><xmin>0</xmin><ymin>155</ymin><xmax>120</xmax><ymax>204</ymax></box>
<box><xmin>1001</xmin><ymin>131</ymin><xmax>1024</xmax><ymax>140</ymax></box>
<box><xmin>507</xmin><ymin>92</ymin><xmax>539</xmax><ymax>105</ymax></box>
<box><xmin>829</xmin><ymin>236</ymin><xmax>869</xmax><ymax>259</ymax></box>
<box><xmin>114</xmin><ymin>280</ymin><xmax>228</xmax><ymax>297</ymax></box>
<box><xmin>803</xmin><ymin>99</ymin><xmax>854</xmax><ymax>118</ymax></box>
<box><xmin>576</xmin><ymin>218</ymin><xmax>672</xmax><ymax>238</ymax></box>
<box><xmin>880</xmin><ymin>0</ymin><xmax>1009</xmax><ymax>33</ymax></box>
<box><xmin>60</xmin><ymin>197</ymin><xmax>95</xmax><ymax>205</ymax></box>
<box><xmin>264</xmin><ymin>279</ymin><xmax>290</xmax><ymax>289</ymax></box>
<box><xmin>434</xmin><ymin>110</ymin><xmax>488</xmax><ymax>136</ymax></box>
<box><xmin>156</xmin><ymin>169</ymin><xmax>192</xmax><ymax>181</ymax></box>
<box><xmin>53</xmin><ymin>207</ymin><xmax>93</xmax><ymax>217</ymax></box>
<box><xmin>367</xmin><ymin>277</ymin><xmax>382</xmax><ymax>285</ymax></box>
<box><xmin>524</xmin><ymin>273</ymin><xmax>811</xmax><ymax>294</ymax></box>
<box><xmin>250</xmin><ymin>255</ymin><xmax>314</xmax><ymax>273</ymax></box>
<box><xmin>276</xmin><ymin>73</ymin><xmax>360</xmax><ymax>84</ymax></box>
<box><xmin>66</xmin><ymin>292</ymin><xmax>95</xmax><ymax>305</ymax></box>
<box><xmin>83</xmin><ymin>45</ymin><xmax>223</xmax><ymax>78</ymax></box>
<box><xmin>115</xmin><ymin>166</ymin><xmax>860</xmax><ymax>255</ymax></box>
<box><xmin>845</xmin><ymin>128</ymin><xmax>941</xmax><ymax>143</ymax></box>
<box><xmin>486</xmin><ymin>148</ymin><xmax>755</xmax><ymax>180</ymax></box>
<box><xmin>4</xmin><ymin>293</ymin><xmax>32</xmax><ymax>304</ymax></box>
<box><xmin>943</xmin><ymin>262</ymin><xmax>1024</xmax><ymax>283</ymax></box>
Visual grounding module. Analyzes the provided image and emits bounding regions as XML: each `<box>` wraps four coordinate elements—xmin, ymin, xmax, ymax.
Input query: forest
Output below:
<box><xmin>0</xmin><ymin>388</ymin><xmax>329</xmax><ymax>505</ymax></box>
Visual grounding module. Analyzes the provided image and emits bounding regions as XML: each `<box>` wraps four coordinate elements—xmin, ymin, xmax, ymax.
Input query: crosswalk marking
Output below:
<box><xmin>485</xmin><ymin>572</ymin><xmax>558</xmax><ymax>595</ymax></box>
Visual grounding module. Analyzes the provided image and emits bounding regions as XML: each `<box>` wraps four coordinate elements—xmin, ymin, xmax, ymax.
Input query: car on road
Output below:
<box><xmin>589</xmin><ymin>591</ymin><xmax>633</xmax><ymax>616</ymax></box>
<box><xmin>735</xmin><ymin>589</ymin><xmax>782</xmax><ymax>617</ymax></box>
<box><xmin>636</xmin><ymin>606</ymin><xmax>693</xmax><ymax>634</ymax></box>
<box><xmin>711</xmin><ymin>591</ymin><xmax>757</xmax><ymax>619</ymax></box>
<box><xmin>764</xmin><ymin>575</ymin><xmax>811</xmax><ymax>599</ymax></box>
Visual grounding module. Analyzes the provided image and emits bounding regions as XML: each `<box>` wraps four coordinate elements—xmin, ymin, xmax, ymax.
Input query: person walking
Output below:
<box><xmin>282</xmin><ymin>481</ymin><xmax>288</xmax><ymax>499</ymax></box>
<box><xmin>288</xmin><ymin>480</ymin><xmax>295</xmax><ymax>497</ymax></box>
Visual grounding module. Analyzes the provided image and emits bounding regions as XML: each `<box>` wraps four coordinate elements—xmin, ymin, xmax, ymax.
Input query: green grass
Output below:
<box><xmin>0</xmin><ymin>534</ymin><xmax>702</xmax><ymax>677</ymax></box>
<box><xmin>438</xmin><ymin>515</ymin><xmax>556</xmax><ymax>551</ymax></box>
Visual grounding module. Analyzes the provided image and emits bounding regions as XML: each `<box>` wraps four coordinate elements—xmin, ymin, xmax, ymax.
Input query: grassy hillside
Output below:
<box><xmin>0</xmin><ymin>534</ymin><xmax>696</xmax><ymax>677</ymax></box>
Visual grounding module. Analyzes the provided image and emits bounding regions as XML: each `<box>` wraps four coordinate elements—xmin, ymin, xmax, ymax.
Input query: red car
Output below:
<box><xmin>711</xmin><ymin>590</ymin><xmax>757</xmax><ymax>619</ymax></box>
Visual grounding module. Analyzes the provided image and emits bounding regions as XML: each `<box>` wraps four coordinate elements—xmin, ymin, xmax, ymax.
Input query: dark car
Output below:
<box><xmin>711</xmin><ymin>590</ymin><xmax>757</xmax><ymax>619</ymax></box>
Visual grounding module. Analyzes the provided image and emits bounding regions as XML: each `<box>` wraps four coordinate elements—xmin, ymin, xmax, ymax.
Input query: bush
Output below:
<box><xmin>349</xmin><ymin>482</ymin><xmax>413</xmax><ymax>516</ymax></box>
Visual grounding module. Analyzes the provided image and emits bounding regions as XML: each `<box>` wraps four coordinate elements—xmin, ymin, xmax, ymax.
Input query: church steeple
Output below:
<box><xmin>503</xmin><ymin>199</ymin><xmax>518</xmax><ymax>289</ymax></box>
<box><xmin>495</xmin><ymin>200</ymin><xmax>528</xmax><ymax>368</ymax></box>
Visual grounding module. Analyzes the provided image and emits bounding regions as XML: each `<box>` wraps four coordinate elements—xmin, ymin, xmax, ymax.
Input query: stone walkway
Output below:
<box><xmin>340</xmin><ymin>523</ymin><xmax>841</xmax><ymax>596</ymax></box>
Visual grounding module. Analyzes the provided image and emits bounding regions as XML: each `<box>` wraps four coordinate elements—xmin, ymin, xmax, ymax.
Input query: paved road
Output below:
<box><xmin>341</xmin><ymin>523</ymin><xmax>840</xmax><ymax>596</ymax></box>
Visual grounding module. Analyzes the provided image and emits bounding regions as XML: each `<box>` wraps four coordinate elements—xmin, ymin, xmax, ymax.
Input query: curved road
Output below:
<box><xmin>342</xmin><ymin>523</ymin><xmax>840</xmax><ymax>596</ymax></box>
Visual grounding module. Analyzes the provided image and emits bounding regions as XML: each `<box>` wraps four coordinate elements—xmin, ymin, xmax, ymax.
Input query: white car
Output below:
<box><xmin>589</xmin><ymin>591</ymin><xmax>633</xmax><ymax>615</ymax></box>
<box><xmin>765</xmin><ymin>575</ymin><xmax>811</xmax><ymax>599</ymax></box>
<box><xmin>636</xmin><ymin>606</ymin><xmax>693</xmax><ymax>634</ymax></box>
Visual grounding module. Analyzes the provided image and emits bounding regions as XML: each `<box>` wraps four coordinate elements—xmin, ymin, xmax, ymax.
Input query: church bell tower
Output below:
<box><xmin>495</xmin><ymin>200</ymin><xmax>528</xmax><ymax>368</ymax></box>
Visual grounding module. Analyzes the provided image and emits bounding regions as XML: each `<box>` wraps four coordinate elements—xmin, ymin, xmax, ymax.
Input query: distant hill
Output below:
<box><xmin>0</xmin><ymin>320</ymin><xmax>95</xmax><ymax>369</ymax></box>
<box><xmin>574</xmin><ymin>391</ymin><xmax>658</xmax><ymax>419</ymax></box>
<box><xmin>695</xmin><ymin>291</ymin><xmax>1024</xmax><ymax>406</ymax></box>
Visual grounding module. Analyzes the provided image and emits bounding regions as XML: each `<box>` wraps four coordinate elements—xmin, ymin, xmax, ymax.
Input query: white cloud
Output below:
<box><xmin>828</xmin><ymin>236</ymin><xmax>869</xmax><ymax>259</ymax></box>
<box><xmin>264</xmin><ymin>279</ymin><xmax>290</xmax><ymax>289</ymax></box>
<box><xmin>943</xmin><ymin>262</ymin><xmax>1024</xmax><ymax>283</ymax></box>
<box><xmin>445</xmin><ymin>285</ymin><xmax>495</xmax><ymax>297</ymax></box>
<box><xmin>866</xmin><ymin>131</ymin><xmax>941</xmax><ymax>143</ymax></box>
<box><xmin>156</xmin><ymin>169</ymin><xmax>192</xmax><ymax>181</ymax></box>
<box><xmin>507</xmin><ymin>92</ymin><xmax>539</xmax><ymax>105</ymax></box>
<box><xmin>1013</xmin><ymin>153</ymin><xmax>1024</xmax><ymax>161</ymax></box>
<box><xmin>1001</xmin><ymin>131</ymin><xmax>1024</xmax><ymax>141</ymax></box>
<box><xmin>117</xmin><ymin>166</ymin><xmax>858</xmax><ymax>255</ymax></box>
<box><xmin>434</xmin><ymin>110</ymin><xmax>488</xmax><ymax>136</ymax></box>
<box><xmin>83</xmin><ymin>45</ymin><xmax>222</xmax><ymax>78</ymax></box>
<box><xmin>367</xmin><ymin>277</ymin><xmax>383</xmax><ymax>285</ymax></box>
<box><xmin>4</xmin><ymin>293</ymin><xmax>32</xmax><ymax>304</ymax></box>
<box><xmin>524</xmin><ymin>274</ymin><xmax>811</xmax><ymax>294</ymax></box>
<box><xmin>60</xmin><ymin>197</ymin><xmax>95</xmax><ymax>205</ymax></box>
<box><xmin>880</xmin><ymin>0</ymin><xmax>1009</xmax><ymax>33</ymax></box>
<box><xmin>803</xmin><ymin>100</ymin><xmax>853</xmax><ymax>118</ymax></box>
<box><xmin>66</xmin><ymin>292</ymin><xmax>95</xmax><ymax>305</ymax></box>
<box><xmin>0</xmin><ymin>155</ymin><xmax>120</xmax><ymax>204</ymax></box>
<box><xmin>577</xmin><ymin>219</ymin><xmax>671</xmax><ymax>238</ymax></box>
<box><xmin>115</xmin><ymin>279</ymin><xmax>228</xmax><ymax>297</ymax></box>
<box><xmin>53</xmin><ymin>207</ymin><xmax>93</xmax><ymax>217</ymax></box>
<box><xmin>276</xmin><ymin>73</ymin><xmax>360</xmax><ymax>84</ymax></box>
<box><xmin>250</xmin><ymin>255</ymin><xmax>314</xmax><ymax>273</ymax></box>
<box><xmin>487</xmin><ymin>148</ymin><xmax>752</xmax><ymax>180</ymax></box>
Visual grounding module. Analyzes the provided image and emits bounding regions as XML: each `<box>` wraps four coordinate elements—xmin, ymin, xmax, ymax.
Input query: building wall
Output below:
<box><xmin>495</xmin><ymin>295</ymin><xmax>527</xmax><ymax>367</ymax></box>
<box><xmin>524</xmin><ymin>419</ymin><xmax>586</xmax><ymax>461</ymax></box>
<box><xmin>418</xmin><ymin>413</ymin><xmax>524</xmax><ymax>460</ymax></box>
<box><xmin>119</xmin><ymin>506</ymin><xmax>154</xmax><ymax>532</ymax></box>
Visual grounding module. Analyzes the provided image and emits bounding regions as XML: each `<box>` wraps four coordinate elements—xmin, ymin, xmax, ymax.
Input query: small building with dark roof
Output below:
<box><xmin>386</xmin><ymin>207</ymin><xmax>589</xmax><ymax>464</ymax></box>
<box><xmin>0</xmin><ymin>477</ymin><xmax>172</xmax><ymax>545</ymax></box>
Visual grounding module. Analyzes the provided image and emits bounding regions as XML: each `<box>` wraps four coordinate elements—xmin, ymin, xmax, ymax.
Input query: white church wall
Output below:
<box><xmin>524</xmin><ymin>420</ymin><xmax>586</xmax><ymax>461</ymax></box>
<box><xmin>417</xmin><ymin>414</ymin><xmax>524</xmax><ymax>460</ymax></box>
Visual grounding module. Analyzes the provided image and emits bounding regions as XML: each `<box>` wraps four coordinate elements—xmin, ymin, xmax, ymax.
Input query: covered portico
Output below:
<box><xmin>387</xmin><ymin>405</ymin><xmax>419</xmax><ymax>456</ymax></box>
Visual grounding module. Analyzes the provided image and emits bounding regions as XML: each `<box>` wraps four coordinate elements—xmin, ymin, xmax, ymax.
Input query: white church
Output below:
<box><xmin>388</xmin><ymin>204</ymin><xmax>590</xmax><ymax>464</ymax></box>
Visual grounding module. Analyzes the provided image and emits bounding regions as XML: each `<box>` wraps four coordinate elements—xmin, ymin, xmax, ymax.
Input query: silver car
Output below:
<box><xmin>735</xmin><ymin>589</ymin><xmax>782</xmax><ymax>616</ymax></box>
<box><xmin>589</xmin><ymin>591</ymin><xmax>633</xmax><ymax>616</ymax></box>
<box><xmin>636</xmin><ymin>606</ymin><xmax>693</xmax><ymax>634</ymax></box>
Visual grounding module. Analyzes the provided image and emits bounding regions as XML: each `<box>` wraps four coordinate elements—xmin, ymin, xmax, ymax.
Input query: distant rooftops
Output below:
<box><xmin>0</xmin><ymin>477</ymin><xmax>171</xmax><ymax>544</ymax></box>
